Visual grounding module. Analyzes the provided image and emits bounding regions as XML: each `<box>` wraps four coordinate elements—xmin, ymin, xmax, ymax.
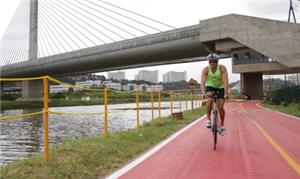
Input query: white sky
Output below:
<box><xmin>1</xmin><ymin>0</ymin><xmax>299</xmax><ymax>82</ymax></box>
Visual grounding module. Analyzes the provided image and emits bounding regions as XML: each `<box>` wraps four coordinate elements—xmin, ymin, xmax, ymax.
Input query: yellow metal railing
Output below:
<box><xmin>43</xmin><ymin>76</ymin><xmax>49</xmax><ymax>161</ymax></box>
<box><xmin>0</xmin><ymin>75</ymin><xmax>202</xmax><ymax>161</ymax></box>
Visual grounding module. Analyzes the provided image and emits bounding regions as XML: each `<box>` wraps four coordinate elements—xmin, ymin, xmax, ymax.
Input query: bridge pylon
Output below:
<box><xmin>22</xmin><ymin>0</ymin><xmax>42</xmax><ymax>100</ymax></box>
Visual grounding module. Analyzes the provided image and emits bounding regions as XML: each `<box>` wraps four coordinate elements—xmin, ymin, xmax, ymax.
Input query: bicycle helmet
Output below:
<box><xmin>207</xmin><ymin>53</ymin><xmax>220</xmax><ymax>61</ymax></box>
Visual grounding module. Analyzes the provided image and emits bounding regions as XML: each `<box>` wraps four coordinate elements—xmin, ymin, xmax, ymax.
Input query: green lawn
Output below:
<box><xmin>0</xmin><ymin>108</ymin><xmax>205</xmax><ymax>179</ymax></box>
<box><xmin>262</xmin><ymin>102</ymin><xmax>300</xmax><ymax>118</ymax></box>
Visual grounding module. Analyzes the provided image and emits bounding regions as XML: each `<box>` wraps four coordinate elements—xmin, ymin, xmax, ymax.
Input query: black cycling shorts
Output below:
<box><xmin>205</xmin><ymin>86</ymin><xmax>225</xmax><ymax>99</ymax></box>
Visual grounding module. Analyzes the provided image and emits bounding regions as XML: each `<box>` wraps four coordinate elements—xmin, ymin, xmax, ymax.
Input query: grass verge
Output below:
<box><xmin>0</xmin><ymin>108</ymin><xmax>205</xmax><ymax>179</ymax></box>
<box><xmin>261</xmin><ymin>102</ymin><xmax>300</xmax><ymax>118</ymax></box>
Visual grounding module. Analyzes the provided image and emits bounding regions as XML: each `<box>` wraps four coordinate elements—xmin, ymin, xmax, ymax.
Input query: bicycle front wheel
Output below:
<box><xmin>212</xmin><ymin>111</ymin><xmax>218</xmax><ymax>150</ymax></box>
<box><xmin>213</xmin><ymin>126</ymin><xmax>217</xmax><ymax>150</ymax></box>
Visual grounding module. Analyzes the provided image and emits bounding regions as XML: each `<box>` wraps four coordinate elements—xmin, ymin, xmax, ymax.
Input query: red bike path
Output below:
<box><xmin>108</xmin><ymin>101</ymin><xmax>300</xmax><ymax>179</ymax></box>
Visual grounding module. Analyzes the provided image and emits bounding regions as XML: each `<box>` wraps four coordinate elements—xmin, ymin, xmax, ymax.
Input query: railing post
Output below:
<box><xmin>186</xmin><ymin>94</ymin><xmax>188</xmax><ymax>111</ymax></box>
<box><xmin>170</xmin><ymin>91</ymin><xmax>173</xmax><ymax>115</ymax></box>
<box><xmin>179</xmin><ymin>94</ymin><xmax>182</xmax><ymax>112</ymax></box>
<box><xmin>195</xmin><ymin>95</ymin><xmax>197</xmax><ymax>109</ymax></box>
<box><xmin>199</xmin><ymin>96</ymin><xmax>201</xmax><ymax>107</ymax></box>
<box><xmin>158</xmin><ymin>90</ymin><xmax>161</xmax><ymax>122</ymax></box>
<box><xmin>104</xmin><ymin>88</ymin><xmax>108</xmax><ymax>139</ymax></box>
<box><xmin>191</xmin><ymin>90</ymin><xmax>194</xmax><ymax>113</ymax></box>
<box><xmin>43</xmin><ymin>76</ymin><xmax>49</xmax><ymax>161</ymax></box>
<box><xmin>151</xmin><ymin>88</ymin><xmax>154</xmax><ymax>125</ymax></box>
<box><xmin>136</xmin><ymin>87</ymin><xmax>140</xmax><ymax>129</ymax></box>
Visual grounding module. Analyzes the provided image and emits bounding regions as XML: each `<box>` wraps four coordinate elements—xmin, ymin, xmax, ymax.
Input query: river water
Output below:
<box><xmin>0</xmin><ymin>101</ymin><xmax>195</xmax><ymax>166</ymax></box>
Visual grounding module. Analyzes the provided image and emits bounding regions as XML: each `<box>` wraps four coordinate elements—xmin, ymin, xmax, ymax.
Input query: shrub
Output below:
<box><xmin>1</xmin><ymin>94</ymin><xmax>21</xmax><ymax>101</ymax></box>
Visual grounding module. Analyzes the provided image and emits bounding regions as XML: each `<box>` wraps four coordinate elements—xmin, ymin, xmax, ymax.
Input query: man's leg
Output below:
<box><xmin>218</xmin><ymin>99</ymin><xmax>225</xmax><ymax>126</ymax></box>
<box><xmin>205</xmin><ymin>88</ymin><xmax>214</xmax><ymax>128</ymax></box>
<box><xmin>206</xmin><ymin>98</ymin><xmax>213</xmax><ymax>120</ymax></box>
<box><xmin>217</xmin><ymin>99</ymin><xmax>226</xmax><ymax>135</ymax></box>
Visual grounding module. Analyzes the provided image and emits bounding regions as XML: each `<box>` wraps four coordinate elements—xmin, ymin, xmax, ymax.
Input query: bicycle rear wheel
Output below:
<box><xmin>212</xmin><ymin>112</ymin><xmax>218</xmax><ymax>150</ymax></box>
<box><xmin>213</xmin><ymin>125</ymin><xmax>217</xmax><ymax>150</ymax></box>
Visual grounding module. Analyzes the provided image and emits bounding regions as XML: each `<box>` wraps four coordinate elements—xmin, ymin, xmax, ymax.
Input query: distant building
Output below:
<box><xmin>137</xmin><ymin>84</ymin><xmax>149</xmax><ymax>91</ymax></box>
<box><xmin>135</xmin><ymin>70</ymin><xmax>158</xmax><ymax>83</ymax></box>
<box><xmin>75</xmin><ymin>80</ymin><xmax>102</xmax><ymax>89</ymax></box>
<box><xmin>2</xmin><ymin>86</ymin><xmax>22</xmax><ymax>94</ymax></box>
<box><xmin>122</xmin><ymin>83</ymin><xmax>136</xmax><ymax>91</ymax></box>
<box><xmin>163</xmin><ymin>71</ymin><xmax>187</xmax><ymax>82</ymax></box>
<box><xmin>107</xmin><ymin>71</ymin><xmax>125</xmax><ymax>81</ymax></box>
<box><xmin>146</xmin><ymin>85</ymin><xmax>163</xmax><ymax>92</ymax></box>
<box><xmin>50</xmin><ymin>84</ymin><xmax>69</xmax><ymax>93</ymax></box>
<box><xmin>106</xmin><ymin>82</ymin><xmax>122</xmax><ymax>90</ymax></box>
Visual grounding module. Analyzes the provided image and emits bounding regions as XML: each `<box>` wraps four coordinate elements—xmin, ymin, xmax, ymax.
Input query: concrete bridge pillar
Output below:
<box><xmin>240</xmin><ymin>73</ymin><xmax>263</xmax><ymax>100</ymax></box>
<box><xmin>22</xmin><ymin>0</ymin><xmax>42</xmax><ymax>100</ymax></box>
<box><xmin>22</xmin><ymin>80</ymin><xmax>44</xmax><ymax>100</ymax></box>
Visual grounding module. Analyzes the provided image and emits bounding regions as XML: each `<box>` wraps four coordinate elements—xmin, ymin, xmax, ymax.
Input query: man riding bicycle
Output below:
<box><xmin>201</xmin><ymin>53</ymin><xmax>229</xmax><ymax>135</ymax></box>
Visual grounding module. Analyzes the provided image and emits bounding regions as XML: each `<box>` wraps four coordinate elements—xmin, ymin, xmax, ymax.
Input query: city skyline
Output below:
<box><xmin>108</xmin><ymin>69</ymin><xmax>188</xmax><ymax>83</ymax></box>
<box><xmin>102</xmin><ymin>59</ymin><xmax>238</xmax><ymax>83</ymax></box>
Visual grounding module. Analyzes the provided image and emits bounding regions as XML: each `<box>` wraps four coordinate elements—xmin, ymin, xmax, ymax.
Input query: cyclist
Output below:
<box><xmin>201</xmin><ymin>53</ymin><xmax>229</xmax><ymax>135</ymax></box>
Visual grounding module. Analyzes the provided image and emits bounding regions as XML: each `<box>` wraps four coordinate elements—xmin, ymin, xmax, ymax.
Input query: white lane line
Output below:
<box><xmin>256</xmin><ymin>103</ymin><xmax>300</xmax><ymax>121</ymax></box>
<box><xmin>106</xmin><ymin>115</ymin><xmax>206</xmax><ymax>179</ymax></box>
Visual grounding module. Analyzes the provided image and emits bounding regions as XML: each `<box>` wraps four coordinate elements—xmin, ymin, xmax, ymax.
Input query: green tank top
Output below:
<box><xmin>205</xmin><ymin>64</ymin><xmax>224</xmax><ymax>89</ymax></box>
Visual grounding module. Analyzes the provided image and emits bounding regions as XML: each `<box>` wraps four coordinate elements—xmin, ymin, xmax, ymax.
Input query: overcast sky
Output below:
<box><xmin>1</xmin><ymin>0</ymin><xmax>299</xmax><ymax>82</ymax></box>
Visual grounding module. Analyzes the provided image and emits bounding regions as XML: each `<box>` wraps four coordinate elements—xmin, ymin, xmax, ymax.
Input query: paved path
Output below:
<box><xmin>108</xmin><ymin>101</ymin><xmax>300</xmax><ymax>179</ymax></box>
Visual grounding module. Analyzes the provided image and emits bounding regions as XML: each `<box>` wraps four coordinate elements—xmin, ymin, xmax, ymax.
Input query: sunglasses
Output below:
<box><xmin>209</xmin><ymin>60</ymin><xmax>218</xmax><ymax>64</ymax></box>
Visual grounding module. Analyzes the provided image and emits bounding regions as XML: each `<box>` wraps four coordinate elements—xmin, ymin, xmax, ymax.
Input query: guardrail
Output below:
<box><xmin>0</xmin><ymin>76</ymin><xmax>203</xmax><ymax>161</ymax></box>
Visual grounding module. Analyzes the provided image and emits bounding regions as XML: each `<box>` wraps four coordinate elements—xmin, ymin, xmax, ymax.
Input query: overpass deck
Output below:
<box><xmin>107</xmin><ymin>101</ymin><xmax>300</xmax><ymax>179</ymax></box>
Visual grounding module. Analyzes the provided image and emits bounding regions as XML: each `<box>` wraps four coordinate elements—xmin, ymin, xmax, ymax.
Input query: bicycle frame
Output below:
<box><xmin>211</xmin><ymin>93</ymin><xmax>220</xmax><ymax>150</ymax></box>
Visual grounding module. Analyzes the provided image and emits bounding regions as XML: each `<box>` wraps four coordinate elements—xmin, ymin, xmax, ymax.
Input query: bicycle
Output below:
<box><xmin>207</xmin><ymin>91</ymin><xmax>221</xmax><ymax>150</ymax></box>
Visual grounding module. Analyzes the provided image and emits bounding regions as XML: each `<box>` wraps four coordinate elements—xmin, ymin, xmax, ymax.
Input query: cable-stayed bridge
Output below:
<box><xmin>1</xmin><ymin>0</ymin><xmax>300</xmax><ymax>100</ymax></box>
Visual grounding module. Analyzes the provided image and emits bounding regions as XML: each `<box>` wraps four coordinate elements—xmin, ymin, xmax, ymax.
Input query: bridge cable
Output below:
<box><xmin>39</xmin><ymin>6</ymin><xmax>65</xmax><ymax>54</ymax></box>
<box><xmin>89</xmin><ymin>0</ymin><xmax>162</xmax><ymax>32</ymax></box>
<box><xmin>0</xmin><ymin>2</ymin><xmax>18</xmax><ymax>65</ymax></box>
<box><xmin>1</xmin><ymin>10</ymin><xmax>21</xmax><ymax>64</ymax></box>
<box><xmin>61</xmin><ymin>0</ymin><xmax>126</xmax><ymax>41</ymax></box>
<box><xmin>39</xmin><ymin>3</ymin><xmax>65</xmax><ymax>56</ymax></box>
<box><xmin>36</xmin><ymin>7</ymin><xmax>47</xmax><ymax>58</ymax></box>
<box><xmin>72</xmin><ymin>0</ymin><xmax>136</xmax><ymax>38</ymax></box>
<box><xmin>43</xmin><ymin>2</ymin><xmax>91</xmax><ymax>48</ymax></box>
<box><xmin>40</xmin><ymin>2</ymin><xmax>80</xmax><ymax>52</ymax></box>
<box><xmin>38</xmin><ymin>6</ymin><xmax>51</xmax><ymax>56</ymax></box>
<box><xmin>51</xmin><ymin>1</ymin><xmax>106</xmax><ymax>46</ymax></box>
<box><xmin>58</xmin><ymin>0</ymin><xmax>116</xmax><ymax>42</ymax></box>
<box><xmin>38</xmin><ymin>7</ymin><xmax>63</xmax><ymax>55</ymax></box>
<box><xmin>45</xmin><ymin>1</ymin><xmax>99</xmax><ymax>46</ymax></box>
<box><xmin>39</xmin><ymin>3</ymin><xmax>82</xmax><ymax>51</ymax></box>
<box><xmin>42</xmin><ymin>1</ymin><xmax>91</xmax><ymax>48</ymax></box>
<box><xmin>1</xmin><ymin>4</ymin><xmax>28</xmax><ymax>65</ymax></box>
<box><xmin>83</xmin><ymin>0</ymin><xmax>150</xmax><ymax>35</ymax></box>
<box><xmin>15</xmin><ymin>0</ymin><xmax>29</xmax><ymax>63</ymax></box>
<box><xmin>36</xmin><ymin>9</ymin><xmax>51</xmax><ymax>57</ymax></box>
<box><xmin>38</xmin><ymin>5</ymin><xmax>68</xmax><ymax>54</ymax></box>
<box><xmin>98</xmin><ymin>0</ymin><xmax>175</xmax><ymax>29</ymax></box>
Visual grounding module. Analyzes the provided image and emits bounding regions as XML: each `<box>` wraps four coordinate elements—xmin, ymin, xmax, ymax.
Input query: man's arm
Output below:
<box><xmin>221</xmin><ymin>65</ymin><xmax>229</xmax><ymax>98</ymax></box>
<box><xmin>201</xmin><ymin>67</ymin><xmax>208</xmax><ymax>97</ymax></box>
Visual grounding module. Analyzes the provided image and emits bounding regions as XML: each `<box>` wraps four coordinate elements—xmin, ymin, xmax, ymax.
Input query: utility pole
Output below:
<box><xmin>288</xmin><ymin>0</ymin><xmax>297</xmax><ymax>23</ymax></box>
<box><xmin>287</xmin><ymin>0</ymin><xmax>298</xmax><ymax>88</ymax></box>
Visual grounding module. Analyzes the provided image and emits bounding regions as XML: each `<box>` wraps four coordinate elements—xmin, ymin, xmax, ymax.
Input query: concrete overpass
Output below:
<box><xmin>1</xmin><ymin>14</ymin><xmax>300</xmax><ymax>99</ymax></box>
